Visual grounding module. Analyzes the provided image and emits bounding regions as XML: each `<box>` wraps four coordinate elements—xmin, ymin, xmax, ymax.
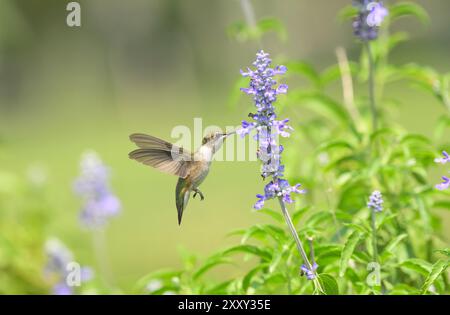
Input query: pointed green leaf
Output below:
<box><xmin>389</xmin><ymin>2</ymin><xmax>430</xmax><ymax>24</ymax></box>
<box><xmin>193</xmin><ymin>257</ymin><xmax>233</xmax><ymax>280</ymax></box>
<box><xmin>339</xmin><ymin>231</ymin><xmax>362</xmax><ymax>277</ymax></box>
<box><xmin>420</xmin><ymin>260</ymin><xmax>449</xmax><ymax>294</ymax></box>
<box><xmin>223</xmin><ymin>244</ymin><xmax>272</xmax><ymax>261</ymax></box>
<box><xmin>290</xmin><ymin>91</ymin><xmax>351</xmax><ymax>126</ymax></box>
<box><xmin>399</xmin><ymin>258</ymin><xmax>432</xmax><ymax>276</ymax></box>
<box><xmin>257</xmin><ymin>208</ymin><xmax>284</xmax><ymax>223</ymax></box>
<box><xmin>318</xmin><ymin>273</ymin><xmax>339</xmax><ymax>295</ymax></box>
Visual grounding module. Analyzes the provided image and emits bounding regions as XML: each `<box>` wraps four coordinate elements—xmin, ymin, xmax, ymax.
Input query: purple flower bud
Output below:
<box><xmin>367</xmin><ymin>190</ymin><xmax>383</xmax><ymax>213</ymax></box>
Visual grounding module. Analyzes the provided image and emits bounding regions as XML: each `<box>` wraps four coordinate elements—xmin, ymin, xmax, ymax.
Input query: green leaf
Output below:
<box><xmin>222</xmin><ymin>244</ymin><xmax>272</xmax><ymax>262</ymax></box>
<box><xmin>264</xmin><ymin>272</ymin><xmax>287</xmax><ymax>286</ymax></box>
<box><xmin>226</xmin><ymin>18</ymin><xmax>287</xmax><ymax>42</ymax></box>
<box><xmin>318</xmin><ymin>274</ymin><xmax>339</xmax><ymax>295</ymax></box>
<box><xmin>387</xmin><ymin>32</ymin><xmax>410</xmax><ymax>52</ymax></box>
<box><xmin>400</xmin><ymin>134</ymin><xmax>432</xmax><ymax>146</ymax></box>
<box><xmin>320</xmin><ymin>62</ymin><xmax>359</xmax><ymax>86</ymax></box>
<box><xmin>242</xmin><ymin>264</ymin><xmax>267</xmax><ymax>293</ymax></box>
<box><xmin>383</xmin><ymin>233</ymin><xmax>408</xmax><ymax>254</ymax></box>
<box><xmin>285</xmin><ymin>61</ymin><xmax>321</xmax><ymax>87</ymax></box>
<box><xmin>433</xmin><ymin>200</ymin><xmax>450</xmax><ymax>211</ymax></box>
<box><xmin>290</xmin><ymin>91</ymin><xmax>351</xmax><ymax>126</ymax></box>
<box><xmin>133</xmin><ymin>269</ymin><xmax>183</xmax><ymax>293</ymax></box>
<box><xmin>206</xmin><ymin>280</ymin><xmax>235</xmax><ymax>294</ymax></box>
<box><xmin>241</xmin><ymin>225</ymin><xmax>286</xmax><ymax>244</ymax></box>
<box><xmin>434</xmin><ymin>115</ymin><xmax>450</xmax><ymax>139</ymax></box>
<box><xmin>434</xmin><ymin>248</ymin><xmax>450</xmax><ymax>257</ymax></box>
<box><xmin>316</xmin><ymin>140</ymin><xmax>354</xmax><ymax>154</ymax></box>
<box><xmin>369</xmin><ymin>127</ymin><xmax>398</xmax><ymax>144</ymax></box>
<box><xmin>292</xmin><ymin>206</ymin><xmax>310</xmax><ymax>227</ymax></box>
<box><xmin>256</xmin><ymin>18</ymin><xmax>287</xmax><ymax>41</ymax></box>
<box><xmin>257</xmin><ymin>208</ymin><xmax>284</xmax><ymax>223</ymax></box>
<box><xmin>338</xmin><ymin>5</ymin><xmax>358</xmax><ymax>21</ymax></box>
<box><xmin>390</xmin><ymin>284</ymin><xmax>420</xmax><ymax>295</ymax></box>
<box><xmin>399</xmin><ymin>258</ymin><xmax>432</xmax><ymax>276</ymax></box>
<box><xmin>343</xmin><ymin>223</ymin><xmax>369</xmax><ymax>235</ymax></box>
<box><xmin>420</xmin><ymin>260</ymin><xmax>449</xmax><ymax>294</ymax></box>
<box><xmin>389</xmin><ymin>2</ymin><xmax>430</xmax><ymax>25</ymax></box>
<box><xmin>305</xmin><ymin>211</ymin><xmax>333</xmax><ymax>228</ymax></box>
<box><xmin>339</xmin><ymin>231</ymin><xmax>362</xmax><ymax>277</ymax></box>
<box><xmin>193</xmin><ymin>256</ymin><xmax>233</xmax><ymax>280</ymax></box>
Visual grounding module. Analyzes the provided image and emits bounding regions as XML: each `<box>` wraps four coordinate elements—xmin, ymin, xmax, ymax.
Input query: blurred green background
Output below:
<box><xmin>0</xmin><ymin>0</ymin><xmax>449</xmax><ymax>290</ymax></box>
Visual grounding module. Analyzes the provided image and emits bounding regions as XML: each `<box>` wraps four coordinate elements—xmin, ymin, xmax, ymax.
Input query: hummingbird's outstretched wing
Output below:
<box><xmin>129</xmin><ymin>133</ymin><xmax>192</xmax><ymax>178</ymax></box>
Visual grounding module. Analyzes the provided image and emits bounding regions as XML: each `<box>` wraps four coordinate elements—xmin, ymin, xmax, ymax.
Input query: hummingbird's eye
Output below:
<box><xmin>202</xmin><ymin>137</ymin><xmax>207</xmax><ymax>145</ymax></box>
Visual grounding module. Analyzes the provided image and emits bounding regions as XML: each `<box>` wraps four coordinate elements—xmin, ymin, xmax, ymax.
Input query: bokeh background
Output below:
<box><xmin>0</xmin><ymin>0</ymin><xmax>449</xmax><ymax>291</ymax></box>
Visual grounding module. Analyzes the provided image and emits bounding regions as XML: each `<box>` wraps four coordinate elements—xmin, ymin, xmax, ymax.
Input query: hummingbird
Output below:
<box><xmin>128</xmin><ymin>131</ymin><xmax>234</xmax><ymax>225</ymax></box>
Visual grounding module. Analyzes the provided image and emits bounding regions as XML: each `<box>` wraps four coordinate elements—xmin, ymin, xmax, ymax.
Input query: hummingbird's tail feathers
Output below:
<box><xmin>176</xmin><ymin>178</ymin><xmax>191</xmax><ymax>225</ymax></box>
<box><xmin>129</xmin><ymin>148</ymin><xmax>190</xmax><ymax>178</ymax></box>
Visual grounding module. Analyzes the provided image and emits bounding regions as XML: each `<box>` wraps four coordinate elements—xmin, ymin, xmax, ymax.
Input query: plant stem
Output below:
<box><xmin>365</xmin><ymin>42</ymin><xmax>378</xmax><ymax>132</ymax></box>
<box><xmin>92</xmin><ymin>228</ymin><xmax>114</xmax><ymax>289</ymax></box>
<box><xmin>370</xmin><ymin>209</ymin><xmax>378</xmax><ymax>263</ymax></box>
<box><xmin>277</xmin><ymin>197</ymin><xmax>323</xmax><ymax>293</ymax></box>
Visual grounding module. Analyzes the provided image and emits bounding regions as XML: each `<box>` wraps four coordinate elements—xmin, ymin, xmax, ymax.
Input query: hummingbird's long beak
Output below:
<box><xmin>223</xmin><ymin>130</ymin><xmax>236</xmax><ymax>137</ymax></box>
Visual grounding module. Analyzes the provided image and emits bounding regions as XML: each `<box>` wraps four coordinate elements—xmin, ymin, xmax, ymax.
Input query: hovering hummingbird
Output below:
<box><xmin>128</xmin><ymin>131</ymin><xmax>234</xmax><ymax>225</ymax></box>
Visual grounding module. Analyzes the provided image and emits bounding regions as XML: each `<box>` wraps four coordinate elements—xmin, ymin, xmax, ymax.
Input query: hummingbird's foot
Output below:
<box><xmin>193</xmin><ymin>188</ymin><xmax>205</xmax><ymax>201</ymax></box>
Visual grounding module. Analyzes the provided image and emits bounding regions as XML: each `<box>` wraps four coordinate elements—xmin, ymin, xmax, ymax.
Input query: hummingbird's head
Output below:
<box><xmin>202</xmin><ymin>130</ymin><xmax>235</xmax><ymax>153</ymax></box>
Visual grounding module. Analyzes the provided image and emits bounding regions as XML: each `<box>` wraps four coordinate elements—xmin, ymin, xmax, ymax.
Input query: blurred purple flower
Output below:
<box><xmin>44</xmin><ymin>238</ymin><xmax>93</xmax><ymax>295</ymax></box>
<box><xmin>237</xmin><ymin>50</ymin><xmax>305</xmax><ymax>209</ymax></box>
<box><xmin>353</xmin><ymin>0</ymin><xmax>388</xmax><ymax>41</ymax></box>
<box><xmin>53</xmin><ymin>282</ymin><xmax>73</xmax><ymax>295</ymax></box>
<box><xmin>74</xmin><ymin>152</ymin><xmax>121</xmax><ymax>229</ymax></box>
<box><xmin>367</xmin><ymin>190</ymin><xmax>383</xmax><ymax>213</ymax></box>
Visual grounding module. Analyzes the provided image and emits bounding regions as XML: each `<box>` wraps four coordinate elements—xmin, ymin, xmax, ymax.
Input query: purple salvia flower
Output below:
<box><xmin>436</xmin><ymin>176</ymin><xmax>450</xmax><ymax>191</ymax></box>
<box><xmin>434</xmin><ymin>151</ymin><xmax>450</xmax><ymax>190</ymax></box>
<box><xmin>367</xmin><ymin>190</ymin><xmax>383</xmax><ymax>213</ymax></box>
<box><xmin>301</xmin><ymin>262</ymin><xmax>318</xmax><ymax>280</ymax></box>
<box><xmin>237</xmin><ymin>50</ymin><xmax>305</xmax><ymax>210</ymax></box>
<box><xmin>74</xmin><ymin>151</ymin><xmax>121</xmax><ymax>229</ymax></box>
<box><xmin>435</xmin><ymin>151</ymin><xmax>450</xmax><ymax>164</ymax></box>
<box><xmin>353</xmin><ymin>1</ymin><xmax>388</xmax><ymax>41</ymax></box>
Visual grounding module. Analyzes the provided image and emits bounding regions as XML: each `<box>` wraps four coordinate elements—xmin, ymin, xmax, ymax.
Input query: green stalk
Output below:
<box><xmin>370</xmin><ymin>209</ymin><xmax>378</xmax><ymax>263</ymax></box>
<box><xmin>365</xmin><ymin>42</ymin><xmax>378</xmax><ymax>132</ymax></box>
<box><xmin>277</xmin><ymin>197</ymin><xmax>323</xmax><ymax>293</ymax></box>
<box><xmin>92</xmin><ymin>228</ymin><xmax>115</xmax><ymax>289</ymax></box>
